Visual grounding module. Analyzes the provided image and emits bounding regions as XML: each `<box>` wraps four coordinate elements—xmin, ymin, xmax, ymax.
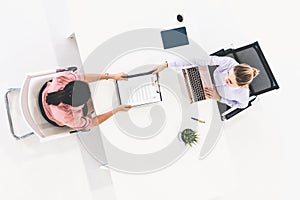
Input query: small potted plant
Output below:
<box><xmin>179</xmin><ymin>128</ymin><xmax>199</xmax><ymax>147</ymax></box>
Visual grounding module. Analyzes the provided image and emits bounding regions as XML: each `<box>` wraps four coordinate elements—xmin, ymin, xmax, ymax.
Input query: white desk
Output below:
<box><xmin>66</xmin><ymin>0</ymin><xmax>186</xmax><ymax>61</ymax></box>
<box><xmin>66</xmin><ymin>0</ymin><xmax>227</xmax><ymax>198</ymax></box>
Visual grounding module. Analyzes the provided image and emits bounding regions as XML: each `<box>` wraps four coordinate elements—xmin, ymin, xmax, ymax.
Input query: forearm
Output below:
<box><xmin>167</xmin><ymin>59</ymin><xmax>191</xmax><ymax>69</ymax></box>
<box><xmin>91</xmin><ymin>106</ymin><xmax>126</xmax><ymax>126</ymax></box>
<box><xmin>167</xmin><ymin>57</ymin><xmax>210</xmax><ymax>69</ymax></box>
<box><xmin>83</xmin><ymin>73</ymin><xmax>116</xmax><ymax>82</ymax></box>
<box><xmin>92</xmin><ymin>110</ymin><xmax>114</xmax><ymax>126</ymax></box>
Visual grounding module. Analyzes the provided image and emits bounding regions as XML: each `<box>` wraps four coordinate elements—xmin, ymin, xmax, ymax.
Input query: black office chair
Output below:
<box><xmin>210</xmin><ymin>41</ymin><xmax>279</xmax><ymax>120</ymax></box>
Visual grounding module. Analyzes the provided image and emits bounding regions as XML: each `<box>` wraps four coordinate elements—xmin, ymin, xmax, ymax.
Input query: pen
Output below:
<box><xmin>191</xmin><ymin>117</ymin><xmax>205</xmax><ymax>123</ymax></box>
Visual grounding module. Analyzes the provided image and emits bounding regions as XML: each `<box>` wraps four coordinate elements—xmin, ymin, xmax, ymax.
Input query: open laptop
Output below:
<box><xmin>179</xmin><ymin>65</ymin><xmax>214</xmax><ymax>104</ymax></box>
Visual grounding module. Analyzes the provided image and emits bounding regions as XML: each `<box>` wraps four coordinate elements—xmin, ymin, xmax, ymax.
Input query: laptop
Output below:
<box><xmin>180</xmin><ymin>65</ymin><xmax>214</xmax><ymax>104</ymax></box>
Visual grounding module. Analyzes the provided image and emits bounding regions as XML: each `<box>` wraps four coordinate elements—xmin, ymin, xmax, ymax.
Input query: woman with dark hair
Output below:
<box><xmin>41</xmin><ymin>71</ymin><xmax>131</xmax><ymax>129</ymax></box>
<box><xmin>152</xmin><ymin>56</ymin><xmax>259</xmax><ymax>108</ymax></box>
<box><xmin>46</xmin><ymin>80</ymin><xmax>91</xmax><ymax>107</ymax></box>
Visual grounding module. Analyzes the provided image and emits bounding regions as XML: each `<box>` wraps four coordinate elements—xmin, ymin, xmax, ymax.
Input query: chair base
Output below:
<box><xmin>5</xmin><ymin>88</ymin><xmax>34</xmax><ymax>140</ymax></box>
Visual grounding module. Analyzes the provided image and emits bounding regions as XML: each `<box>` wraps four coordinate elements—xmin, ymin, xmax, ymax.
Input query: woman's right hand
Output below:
<box><xmin>112</xmin><ymin>105</ymin><xmax>132</xmax><ymax>114</ymax></box>
<box><xmin>113</xmin><ymin>72</ymin><xmax>128</xmax><ymax>81</ymax></box>
<box><xmin>152</xmin><ymin>62</ymin><xmax>168</xmax><ymax>75</ymax></box>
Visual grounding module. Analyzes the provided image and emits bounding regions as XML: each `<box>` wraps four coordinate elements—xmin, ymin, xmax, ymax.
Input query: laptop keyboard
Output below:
<box><xmin>186</xmin><ymin>67</ymin><xmax>206</xmax><ymax>101</ymax></box>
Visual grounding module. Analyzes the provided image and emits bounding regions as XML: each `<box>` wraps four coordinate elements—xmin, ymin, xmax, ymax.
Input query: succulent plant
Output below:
<box><xmin>180</xmin><ymin>128</ymin><xmax>199</xmax><ymax>147</ymax></box>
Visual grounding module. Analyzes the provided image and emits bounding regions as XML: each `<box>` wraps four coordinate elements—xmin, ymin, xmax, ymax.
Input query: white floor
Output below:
<box><xmin>0</xmin><ymin>0</ymin><xmax>299</xmax><ymax>200</ymax></box>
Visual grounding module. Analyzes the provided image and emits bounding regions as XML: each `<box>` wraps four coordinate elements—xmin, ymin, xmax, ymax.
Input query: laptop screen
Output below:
<box><xmin>160</xmin><ymin>27</ymin><xmax>189</xmax><ymax>49</ymax></box>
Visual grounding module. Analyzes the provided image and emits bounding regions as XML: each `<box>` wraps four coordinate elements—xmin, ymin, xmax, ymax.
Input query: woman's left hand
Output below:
<box><xmin>113</xmin><ymin>72</ymin><xmax>128</xmax><ymax>81</ymax></box>
<box><xmin>204</xmin><ymin>86</ymin><xmax>221</xmax><ymax>101</ymax></box>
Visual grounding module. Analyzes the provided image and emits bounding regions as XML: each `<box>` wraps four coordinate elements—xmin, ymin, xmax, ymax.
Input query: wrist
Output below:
<box><xmin>163</xmin><ymin>62</ymin><xmax>168</xmax><ymax>68</ymax></box>
<box><xmin>109</xmin><ymin>74</ymin><xmax>116</xmax><ymax>80</ymax></box>
<box><xmin>104</xmin><ymin>73</ymin><xmax>109</xmax><ymax>80</ymax></box>
<box><xmin>112</xmin><ymin>107</ymin><xmax>119</xmax><ymax>114</ymax></box>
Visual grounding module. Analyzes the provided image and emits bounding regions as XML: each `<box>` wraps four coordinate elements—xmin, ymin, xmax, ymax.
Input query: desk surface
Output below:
<box><xmin>77</xmin><ymin>47</ymin><xmax>223</xmax><ymax>172</ymax></box>
<box><xmin>67</xmin><ymin>0</ymin><xmax>224</xmax><ymax>165</ymax></box>
<box><xmin>79</xmin><ymin>50</ymin><xmax>218</xmax><ymax>173</ymax></box>
<box><xmin>67</xmin><ymin>0</ymin><xmax>225</xmax><ymax>197</ymax></box>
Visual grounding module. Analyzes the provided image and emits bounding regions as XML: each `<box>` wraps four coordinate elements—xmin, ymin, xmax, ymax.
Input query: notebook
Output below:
<box><xmin>115</xmin><ymin>71</ymin><xmax>162</xmax><ymax>107</ymax></box>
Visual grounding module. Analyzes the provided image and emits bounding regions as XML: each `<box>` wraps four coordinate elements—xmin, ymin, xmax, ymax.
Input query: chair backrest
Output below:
<box><xmin>20</xmin><ymin>71</ymin><xmax>77</xmax><ymax>140</ymax></box>
<box><xmin>210</xmin><ymin>41</ymin><xmax>279</xmax><ymax>120</ymax></box>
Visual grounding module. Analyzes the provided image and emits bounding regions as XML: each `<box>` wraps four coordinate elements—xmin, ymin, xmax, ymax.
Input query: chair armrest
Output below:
<box><xmin>222</xmin><ymin>96</ymin><xmax>257</xmax><ymax>120</ymax></box>
<box><xmin>20</xmin><ymin>75</ymin><xmax>43</xmax><ymax>136</ymax></box>
<box><xmin>56</xmin><ymin>66</ymin><xmax>77</xmax><ymax>73</ymax></box>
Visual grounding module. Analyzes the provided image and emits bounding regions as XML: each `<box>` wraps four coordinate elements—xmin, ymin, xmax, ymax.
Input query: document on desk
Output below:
<box><xmin>115</xmin><ymin>71</ymin><xmax>162</xmax><ymax>107</ymax></box>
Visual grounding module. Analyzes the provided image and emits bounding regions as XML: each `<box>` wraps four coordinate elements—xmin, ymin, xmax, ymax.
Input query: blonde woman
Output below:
<box><xmin>152</xmin><ymin>56</ymin><xmax>259</xmax><ymax>108</ymax></box>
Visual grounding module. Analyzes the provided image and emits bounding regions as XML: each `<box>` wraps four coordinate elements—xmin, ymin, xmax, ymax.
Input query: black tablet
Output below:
<box><xmin>160</xmin><ymin>27</ymin><xmax>189</xmax><ymax>49</ymax></box>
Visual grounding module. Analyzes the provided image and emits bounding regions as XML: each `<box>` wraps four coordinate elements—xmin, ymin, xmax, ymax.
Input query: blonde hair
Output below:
<box><xmin>234</xmin><ymin>64</ymin><xmax>260</xmax><ymax>87</ymax></box>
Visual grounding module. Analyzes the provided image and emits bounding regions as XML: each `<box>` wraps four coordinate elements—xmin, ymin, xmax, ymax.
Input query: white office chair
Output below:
<box><xmin>5</xmin><ymin>66</ymin><xmax>86</xmax><ymax>141</ymax></box>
